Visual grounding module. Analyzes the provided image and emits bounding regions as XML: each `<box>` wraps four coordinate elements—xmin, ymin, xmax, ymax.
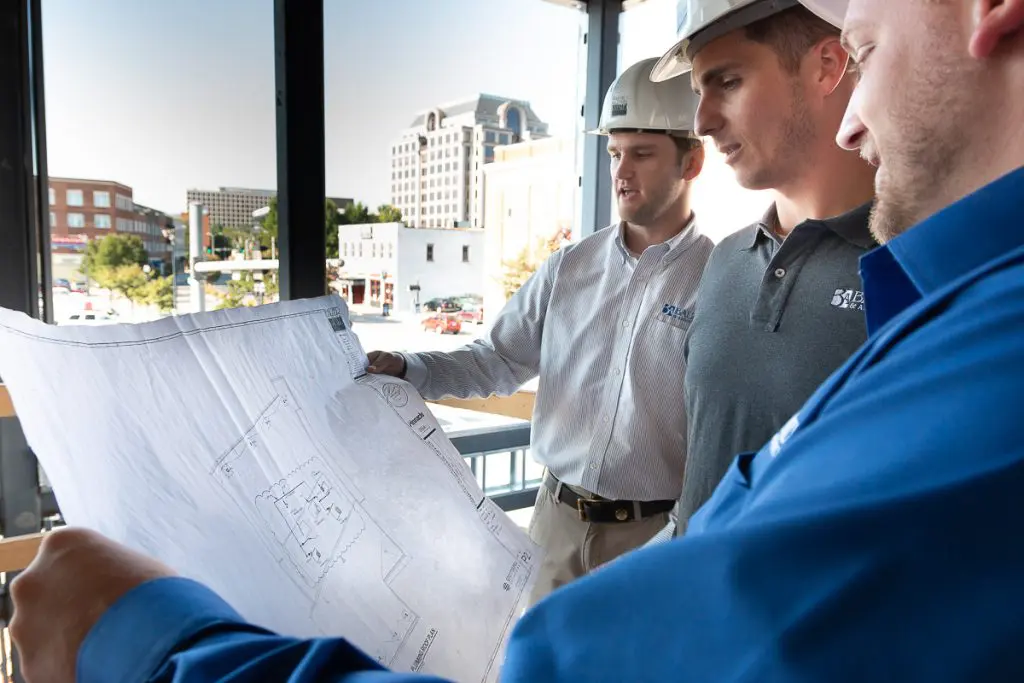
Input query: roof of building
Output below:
<box><xmin>406</xmin><ymin>93</ymin><xmax>548</xmax><ymax>131</ymax></box>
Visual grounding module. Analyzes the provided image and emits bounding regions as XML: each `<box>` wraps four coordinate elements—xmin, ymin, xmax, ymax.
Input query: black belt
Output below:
<box><xmin>544</xmin><ymin>474</ymin><xmax>675</xmax><ymax>524</ymax></box>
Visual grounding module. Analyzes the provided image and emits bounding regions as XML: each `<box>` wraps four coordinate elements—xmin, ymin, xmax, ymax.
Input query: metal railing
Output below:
<box><xmin>453</xmin><ymin>423</ymin><xmax>540</xmax><ymax>512</ymax></box>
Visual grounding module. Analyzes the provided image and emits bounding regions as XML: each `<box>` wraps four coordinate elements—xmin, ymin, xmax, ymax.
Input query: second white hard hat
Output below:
<box><xmin>591</xmin><ymin>57</ymin><xmax>701</xmax><ymax>137</ymax></box>
<box><xmin>650</xmin><ymin>0</ymin><xmax>848</xmax><ymax>83</ymax></box>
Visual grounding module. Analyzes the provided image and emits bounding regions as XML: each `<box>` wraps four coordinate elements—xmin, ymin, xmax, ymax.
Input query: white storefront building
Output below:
<box><xmin>338</xmin><ymin>222</ymin><xmax>484</xmax><ymax>316</ymax></box>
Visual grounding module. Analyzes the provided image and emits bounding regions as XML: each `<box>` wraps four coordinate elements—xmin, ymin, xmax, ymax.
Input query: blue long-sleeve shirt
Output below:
<box><xmin>80</xmin><ymin>167</ymin><xmax>1024</xmax><ymax>683</ymax></box>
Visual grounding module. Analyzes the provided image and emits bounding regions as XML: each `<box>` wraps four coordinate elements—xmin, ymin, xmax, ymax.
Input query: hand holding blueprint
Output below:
<box><xmin>0</xmin><ymin>295</ymin><xmax>538</xmax><ymax>682</ymax></box>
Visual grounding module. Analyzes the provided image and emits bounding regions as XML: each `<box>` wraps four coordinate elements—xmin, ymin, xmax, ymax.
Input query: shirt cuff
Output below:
<box><xmin>79</xmin><ymin>576</ymin><xmax>269</xmax><ymax>683</ymax></box>
<box><xmin>400</xmin><ymin>352</ymin><xmax>429</xmax><ymax>391</ymax></box>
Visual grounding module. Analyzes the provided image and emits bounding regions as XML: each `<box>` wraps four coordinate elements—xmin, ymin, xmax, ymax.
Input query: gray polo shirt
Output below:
<box><xmin>675</xmin><ymin>201</ymin><xmax>876</xmax><ymax>534</ymax></box>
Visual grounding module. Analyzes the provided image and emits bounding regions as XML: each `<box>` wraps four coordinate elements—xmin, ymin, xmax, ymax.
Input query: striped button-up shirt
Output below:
<box><xmin>402</xmin><ymin>219</ymin><xmax>713</xmax><ymax>500</ymax></box>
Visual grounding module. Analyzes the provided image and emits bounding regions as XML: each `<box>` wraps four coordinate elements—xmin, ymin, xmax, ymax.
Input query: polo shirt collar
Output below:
<box><xmin>743</xmin><ymin>201</ymin><xmax>876</xmax><ymax>251</ymax></box>
<box><xmin>860</xmin><ymin>165</ymin><xmax>1024</xmax><ymax>334</ymax></box>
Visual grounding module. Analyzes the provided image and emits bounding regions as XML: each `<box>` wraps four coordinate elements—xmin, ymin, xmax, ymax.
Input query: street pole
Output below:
<box><xmin>188</xmin><ymin>202</ymin><xmax>205</xmax><ymax>313</ymax></box>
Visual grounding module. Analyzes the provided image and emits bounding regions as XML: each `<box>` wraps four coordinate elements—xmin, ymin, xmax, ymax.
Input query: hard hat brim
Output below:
<box><xmin>650</xmin><ymin>36</ymin><xmax>693</xmax><ymax>83</ymax></box>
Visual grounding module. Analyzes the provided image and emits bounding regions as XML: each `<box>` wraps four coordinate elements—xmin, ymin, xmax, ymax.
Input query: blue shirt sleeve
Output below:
<box><xmin>79</xmin><ymin>577</ymin><xmax>451</xmax><ymax>683</ymax></box>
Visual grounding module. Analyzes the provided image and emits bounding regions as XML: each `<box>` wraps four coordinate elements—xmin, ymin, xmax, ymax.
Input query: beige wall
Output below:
<box><xmin>482</xmin><ymin>137</ymin><xmax>577</xmax><ymax>319</ymax></box>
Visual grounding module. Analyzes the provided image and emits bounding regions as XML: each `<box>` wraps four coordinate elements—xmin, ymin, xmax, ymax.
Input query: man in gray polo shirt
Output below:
<box><xmin>648</xmin><ymin>0</ymin><xmax>877</xmax><ymax>537</ymax></box>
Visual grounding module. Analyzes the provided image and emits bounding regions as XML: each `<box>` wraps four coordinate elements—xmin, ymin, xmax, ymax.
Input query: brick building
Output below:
<box><xmin>48</xmin><ymin>177</ymin><xmax>172</xmax><ymax>265</ymax></box>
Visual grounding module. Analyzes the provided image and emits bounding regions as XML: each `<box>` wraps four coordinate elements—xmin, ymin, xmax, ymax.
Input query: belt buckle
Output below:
<box><xmin>576</xmin><ymin>497</ymin><xmax>598</xmax><ymax>522</ymax></box>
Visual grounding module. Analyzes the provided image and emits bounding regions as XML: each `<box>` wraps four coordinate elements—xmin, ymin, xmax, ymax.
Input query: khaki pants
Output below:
<box><xmin>526</xmin><ymin>474</ymin><xmax>669</xmax><ymax>606</ymax></box>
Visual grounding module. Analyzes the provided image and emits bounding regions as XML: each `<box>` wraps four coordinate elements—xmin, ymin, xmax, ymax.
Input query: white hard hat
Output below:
<box><xmin>650</xmin><ymin>0</ymin><xmax>848</xmax><ymax>82</ymax></box>
<box><xmin>591</xmin><ymin>57</ymin><xmax>701</xmax><ymax>137</ymax></box>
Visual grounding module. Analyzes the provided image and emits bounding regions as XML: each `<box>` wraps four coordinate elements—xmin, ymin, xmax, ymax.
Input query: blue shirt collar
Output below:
<box><xmin>860</xmin><ymin>165</ymin><xmax>1024</xmax><ymax>334</ymax></box>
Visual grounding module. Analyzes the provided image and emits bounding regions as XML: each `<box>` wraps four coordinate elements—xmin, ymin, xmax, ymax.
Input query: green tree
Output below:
<box><xmin>262</xmin><ymin>196</ymin><xmax>278</xmax><ymax>240</ymax></box>
<box><xmin>100</xmin><ymin>264</ymin><xmax>149</xmax><ymax>309</ymax></box>
<box><xmin>139</xmin><ymin>276</ymin><xmax>174</xmax><ymax>313</ymax></box>
<box><xmin>343</xmin><ymin>201</ymin><xmax>371</xmax><ymax>224</ymax></box>
<box><xmin>376</xmin><ymin>204</ymin><xmax>403</xmax><ymax>224</ymax></box>
<box><xmin>325</xmin><ymin>198</ymin><xmax>340</xmax><ymax>259</ymax></box>
<box><xmin>217</xmin><ymin>272</ymin><xmax>279</xmax><ymax>310</ymax></box>
<box><xmin>82</xmin><ymin>234</ymin><xmax>148</xmax><ymax>278</ymax></box>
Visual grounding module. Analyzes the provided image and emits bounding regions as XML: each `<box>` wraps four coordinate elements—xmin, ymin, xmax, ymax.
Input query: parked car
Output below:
<box><xmin>65</xmin><ymin>311</ymin><xmax>116</xmax><ymax>326</ymax></box>
<box><xmin>456</xmin><ymin>303</ymin><xmax>484</xmax><ymax>325</ymax></box>
<box><xmin>423</xmin><ymin>297</ymin><xmax>461</xmax><ymax>313</ymax></box>
<box><xmin>422</xmin><ymin>312</ymin><xmax>462</xmax><ymax>334</ymax></box>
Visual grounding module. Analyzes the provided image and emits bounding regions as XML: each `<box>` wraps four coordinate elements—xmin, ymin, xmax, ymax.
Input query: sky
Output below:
<box><xmin>41</xmin><ymin>0</ymin><xmax>769</xmax><ymax>238</ymax></box>
<box><xmin>42</xmin><ymin>0</ymin><xmax>658</xmax><ymax>212</ymax></box>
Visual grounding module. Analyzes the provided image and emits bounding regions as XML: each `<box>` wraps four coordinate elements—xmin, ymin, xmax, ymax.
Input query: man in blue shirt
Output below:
<box><xmin>10</xmin><ymin>0</ymin><xmax>1024</xmax><ymax>680</ymax></box>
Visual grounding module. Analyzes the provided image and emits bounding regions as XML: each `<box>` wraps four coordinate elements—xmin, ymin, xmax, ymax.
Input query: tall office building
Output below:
<box><xmin>390</xmin><ymin>94</ymin><xmax>549</xmax><ymax>230</ymax></box>
<box><xmin>185</xmin><ymin>187</ymin><xmax>354</xmax><ymax>232</ymax></box>
<box><xmin>185</xmin><ymin>187</ymin><xmax>276</xmax><ymax>230</ymax></box>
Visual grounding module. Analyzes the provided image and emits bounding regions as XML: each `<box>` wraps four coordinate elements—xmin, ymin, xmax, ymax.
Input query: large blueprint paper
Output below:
<box><xmin>0</xmin><ymin>296</ymin><xmax>538</xmax><ymax>682</ymax></box>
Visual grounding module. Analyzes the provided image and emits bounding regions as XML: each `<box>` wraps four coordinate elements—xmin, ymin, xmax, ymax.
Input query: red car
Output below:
<box><xmin>456</xmin><ymin>304</ymin><xmax>484</xmax><ymax>325</ymax></box>
<box><xmin>423</xmin><ymin>313</ymin><xmax>462</xmax><ymax>334</ymax></box>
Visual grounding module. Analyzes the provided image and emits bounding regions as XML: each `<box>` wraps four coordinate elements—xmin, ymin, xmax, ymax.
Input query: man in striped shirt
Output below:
<box><xmin>366</xmin><ymin>57</ymin><xmax>713</xmax><ymax>604</ymax></box>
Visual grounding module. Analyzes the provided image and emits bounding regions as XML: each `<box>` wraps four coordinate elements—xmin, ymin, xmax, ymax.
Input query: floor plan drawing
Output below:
<box><xmin>0</xmin><ymin>295</ymin><xmax>542</xmax><ymax>683</ymax></box>
<box><xmin>211</xmin><ymin>377</ymin><xmax>418</xmax><ymax>665</ymax></box>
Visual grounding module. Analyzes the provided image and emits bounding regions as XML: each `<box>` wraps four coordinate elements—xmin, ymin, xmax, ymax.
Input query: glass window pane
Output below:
<box><xmin>43</xmin><ymin>1</ymin><xmax>277</xmax><ymax>323</ymax></box>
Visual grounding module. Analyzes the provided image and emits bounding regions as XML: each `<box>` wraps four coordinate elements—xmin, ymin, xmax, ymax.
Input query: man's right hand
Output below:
<box><xmin>366</xmin><ymin>351</ymin><xmax>406</xmax><ymax>377</ymax></box>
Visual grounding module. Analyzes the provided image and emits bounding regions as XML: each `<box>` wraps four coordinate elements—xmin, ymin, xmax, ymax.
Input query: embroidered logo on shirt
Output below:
<box><xmin>831</xmin><ymin>288</ymin><xmax>865</xmax><ymax>311</ymax></box>
<box><xmin>656</xmin><ymin>303</ymin><xmax>694</xmax><ymax>329</ymax></box>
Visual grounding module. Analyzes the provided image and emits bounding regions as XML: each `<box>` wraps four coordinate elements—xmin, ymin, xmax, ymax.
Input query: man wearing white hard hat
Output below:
<box><xmin>364</xmin><ymin>57</ymin><xmax>713</xmax><ymax>604</ymax></box>
<box><xmin>646</xmin><ymin>0</ymin><xmax>878</xmax><ymax>540</ymax></box>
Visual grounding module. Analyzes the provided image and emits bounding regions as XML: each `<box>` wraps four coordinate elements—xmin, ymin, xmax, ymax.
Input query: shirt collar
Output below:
<box><xmin>743</xmin><ymin>201</ymin><xmax>876</xmax><ymax>251</ymax></box>
<box><xmin>860</xmin><ymin>165</ymin><xmax>1024</xmax><ymax>334</ymax></box>
<box><xmin>613</xmin><ymin>213</ymin><xmax>700</xmax><ymax>264</ymax></box>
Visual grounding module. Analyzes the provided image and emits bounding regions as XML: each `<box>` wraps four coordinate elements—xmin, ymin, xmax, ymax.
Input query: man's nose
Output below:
<box><xmin>613</xmin><ymin>157</ymin><xmax>634</xmax><ymax>180</ymax></box>
<box><xmin>836</xmin><ymin>88</ymin><xmax>867</xmax><ymax>151</ymax></box>
<box><xmin>694</xmin><ymin>97</ymin><xmax>721</xmax><ymax>138</ymax></box>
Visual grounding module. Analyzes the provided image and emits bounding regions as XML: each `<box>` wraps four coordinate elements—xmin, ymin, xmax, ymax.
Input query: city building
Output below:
<box><xmin>390</xmin><ymin>94</ymin><xmax>549</xmax><ymax>230</ymax></box>
<box><xmin>481</xmin><ymin>137</ymin><xmax>577</xmax><ymax>316</ymax></box>
<box><xmin>48</xmin><ymin>177</ymin><xmax>173</xmax><ymax>280</ymax></box>
<box><xmin>337</xmin><ymin>222</ymin><xmax>484</xmax><ymax>315</ymax></box>
<box><xmin>185</xmin><ymin>187</ymin><xmax>276</xmax><ymax>231</ymax></box>
<box><xmin>186</xmin><ymin>186</ymin><xmax>353</xmax><ymax>231</ymax></box>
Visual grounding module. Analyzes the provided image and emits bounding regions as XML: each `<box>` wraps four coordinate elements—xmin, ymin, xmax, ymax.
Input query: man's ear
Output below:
<box><xmin>683</xmin><ymin>144</ymin><xmax>705</xmax><ymax>181</ymax></box>
<box><xmin>813</xmin><ymin>37</ymin><xmax>852</xmax><ymax>97</ymax></box>
<box><xmin>969</xmin><ymin>0</ymin><xmax>1024</xmax><ymax>58</ymax></box>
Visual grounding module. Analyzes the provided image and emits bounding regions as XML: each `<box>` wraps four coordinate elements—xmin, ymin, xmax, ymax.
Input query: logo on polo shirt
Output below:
<box><xmin>769</xmin><ymin>413</ymin><xmax>801</xmax><ymax>458</ymax></box>
<box><xmin>831</xmin><ymin>288</ymin><xmax>865</xmax><ymax>311</ymax></box>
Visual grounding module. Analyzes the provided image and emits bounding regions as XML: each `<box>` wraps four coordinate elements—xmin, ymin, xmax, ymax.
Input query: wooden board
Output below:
<box><xmin>430</xmin><ymin>390</ymin><xmax>536</xmax><ymax>421</ymax></box>
<box><xmin>0</xmin><ymin>533</ymin><xmax>43</xmax><ymax>573</ymax></box>
<box><xmin>0</xmin><ymin>384</ymin><xmax>12</xmax><ymax>419</ymax></box>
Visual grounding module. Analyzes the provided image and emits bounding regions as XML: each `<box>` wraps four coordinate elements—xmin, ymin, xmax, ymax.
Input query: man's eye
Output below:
<box><xmin>851</xmin><ymin>45</ymin><xmax>874</xmax><ymax>69</ymax></box>
<box><xmin>721</xmin><ymin>78</ymin><xmax>740</xmax><ymax>91</ymax></box>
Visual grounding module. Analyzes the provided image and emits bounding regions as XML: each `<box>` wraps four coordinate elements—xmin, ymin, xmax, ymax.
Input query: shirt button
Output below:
<box><xmin>590</xmin><ymin>463</ymin><xmax>598</xmax><ymax>471</ymax></box>
<box><xmin>774</xmin><ymin>268</ymin><xmax>786</xmax><ymax>278</ymax></box>
<box><xmin>622</xmin><ymin>320</ymin><xmax>630</xmax><ymax>328</ymax></box>
<box><xmin>613</xmin><ymin>368</ymin><xmax>621</xmax><ymax>376</ymax></box>
<box><xmin>602</xmin><ymin>416</ymin><xmax>610</xmax><ymax>424</ymax></box>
